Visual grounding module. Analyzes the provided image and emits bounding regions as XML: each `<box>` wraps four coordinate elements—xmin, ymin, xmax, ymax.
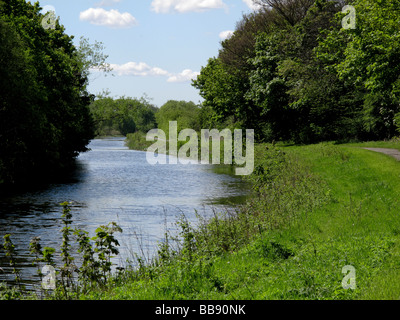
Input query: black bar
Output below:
<box><xmin>1</xmin><ymin>300</ymin><xmax>397</xmax><ymax>319</ymax></box>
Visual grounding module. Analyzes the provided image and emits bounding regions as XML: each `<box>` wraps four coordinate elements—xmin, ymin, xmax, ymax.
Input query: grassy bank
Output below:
<box><xmin>77</xmin><ymin>141</ymin><xmax>400</xmax><ymax>300</ymax></box>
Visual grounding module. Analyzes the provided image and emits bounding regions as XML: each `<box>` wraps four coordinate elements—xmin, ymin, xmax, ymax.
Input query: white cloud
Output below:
<box><xmin>167</xmin><ymin>69</ymin><xmax>200</xmax><ymax>83</ymax></box>
<box><xmin>109</xmin><ymin>62</ymin><xmax>169</xmax><ymax>77</ymax></box>
<box><xmin>242</xmin><ymin>0</ymin><xmax>263</xmax><ymax>11</ymax></box>
<box><xmin>151</xmin><ymin>0</ymin><xmax>226</xmax><ymax>13</ymax></box>
<box><xmin>79</xmin><ymin>8</ymin><xmax>137</xmax><ymax>28</ymax></box>
<box><xmin>219</xmin><ymin>30</ymin><xmax>234</xmax><ymax>40</ymax></box>
<box><xmin>95</xmin><ymin>0</ymin><xmax>121</xmax><ymax>7</ymax></box>
<box><xmin>101</xmin><ymin>62</ymin><xmax>199</xmax><ymax>83</ymax></box>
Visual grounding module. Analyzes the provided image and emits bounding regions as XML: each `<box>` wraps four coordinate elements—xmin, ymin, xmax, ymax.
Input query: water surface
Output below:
<box><xmin>0</xmin><ymin>138</ymin><xmax>249</xmax><ymax>290</ymax></box>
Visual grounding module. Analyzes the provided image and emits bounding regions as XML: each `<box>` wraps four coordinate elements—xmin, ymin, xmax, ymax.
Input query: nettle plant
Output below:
<box><xmin>56</xmin><ymin>202</ymin><xmax>123</xmax><ymax>297</ymax></box>
<box><xmin>3</xmin><ymin>234</ymin><xmax>22</xmax><ymax>287</ymax></box>
<box><xmin>2</xmin><ymin>202</ymin><xmax>123</xmax><ymax>299</ymax></box>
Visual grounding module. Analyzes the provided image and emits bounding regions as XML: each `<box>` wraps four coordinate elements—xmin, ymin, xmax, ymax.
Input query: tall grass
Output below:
<box><xmin>78</xmin><ymin>144</ymin><xmax>338</xmax><ymax>300</ymax></box>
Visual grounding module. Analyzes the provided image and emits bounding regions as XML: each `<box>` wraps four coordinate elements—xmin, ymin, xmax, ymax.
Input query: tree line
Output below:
<box><xmin>89</xmin><ymin>94</ymin><xmax>158</xmax><ymax>137</ymax></box>
<box><xmin>192</xmin><ymin>0</ymin><xmax>400</xmax><ymax>144</ymax></box>
<box><xmin>91</xmin><ymin>97</ymin><xmax>203</xmax><ymax>151</ymax></box>
<box><xmin>0</xmin><ymin>0</ymin><xmax>95</xmax><ymax>187</ymax></box>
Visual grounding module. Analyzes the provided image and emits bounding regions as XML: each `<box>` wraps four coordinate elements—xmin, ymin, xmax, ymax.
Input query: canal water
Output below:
<box><xmin>0</xmin><ymin>138</ymin><xmax>249</xmax><ymax>291</ymax></box>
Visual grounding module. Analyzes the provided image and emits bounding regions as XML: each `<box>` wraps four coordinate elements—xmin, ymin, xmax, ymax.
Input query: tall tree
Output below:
<box><xmin>318</xmin><ymin>0</ymin><xmax>400</xmax><ymax>139</ymax></box>
<box><xmin>193</xmin><ymin>8</ymin><xmax>278</xmax><ymax>139</ymax></box>
<box><xmin>90</xmin><ymin>96</ymin><xmax>157</xmax><ymax>136</ymax></box>
<box><xmin>255</xmin><ymin>0</ymin><xmax>316</xmax><ymax>26</ymax></box>
<box><xmin>156</xmin><ymin>100</ymin><xmax>201</xmax><ymax>134</ymax></box>
<box><xmin>0</xmin><ymin>0</ymin><xmax>97</xmax><ymax>186</ymax></box>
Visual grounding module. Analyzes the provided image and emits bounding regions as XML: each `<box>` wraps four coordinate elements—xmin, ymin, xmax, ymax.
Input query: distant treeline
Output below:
<box><xmin>192</xmin><ymin>0</ymin><xmax>400</xmax><ymax>143</ymax></box>
<box><xmin>90</xmin><ymin>97</ymin><xmax>203</xmax><ymax>137</ymax></box>
<box><xmin>89</xmin><ymin>96</ymin><xmax>158</xmax><ymax>137</ymax></box>
<box><xmin>0</xmin><ymin>0</ymin><xmax>96</xmax><ymax>187</ymax></box>
<box><xmin>91</xmin><ymin>97</ymin><xmax>204</xmax><ymax>150</ymax></box>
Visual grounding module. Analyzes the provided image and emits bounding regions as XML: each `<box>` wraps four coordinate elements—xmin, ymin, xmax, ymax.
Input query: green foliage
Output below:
<box><xmin>316</xmin><ymin>0</ymin><xmax>400</xmax><ymax>139</ymax></box>
<box><xmin>0</xmin><ymin>283</ymin><xmax>23</xmax><ymax>300</ymax></box>
<box><xmin>0</xmin><ymin>0</ymin><xmax>96</xmax><ymax>187</ymax></box>
<box><xmin>92</xmin><ymin>222</ymin><xmax>123</xmax><ymax>284</ymax></box>
<box><xmin>42</xmin><ymin>247</ymin><xmax>56</xmax><ymax>266</ymax></box>
<box><xmin>59</xmin><ymin>202</ymin><xmax>76</xmax><ymax>294</ymax></box>
<box><xmin>126</xmin><ymin>131</ymin><xmax>153</xmax><ymax>151</ymax></box>
<box><xmin>245</xmin><ymin>30</ymin><xmax>293</xmax><ymax>141</ymax></box>
<box><xmin>29</xmin><ymin>236</ymin><xmax>43</xmax><ymax>282</ymax></box>
<box><xmin>1</xmin><ymin>203</ymin><xmax>123</xmax><ymax>299</ymax></box>
<box><xmin>90</xmin><ymin>96</ymin><xmax>157</xmax><ymax>136</ymax></box>
<box><xmin>193</xmin><ymin>0</ymin><xmax>400</xmax><ymax>143</ymax></box>
<box><xmin>74</xmin><ymin>228</ymin><xmax>98</xmax><ymax>291</ymax></box>
<box><xmin>155</xmin><ymin>100</ymin><xmax>201</xmax><ymax>134</ymax></box>
<box><xmin>3</xmin><ymin>234</ymin><xmax>21</xmax><ymax>286</ymax></box>
<box><xmin>192</xmin><ymin>58</ymin><xmax>260</xmax><ymax>137</ymax></box>
<box><xmin>194</xmin><ymin>8</ymin><xmax>287</xmax><ymax>139</ymax></box>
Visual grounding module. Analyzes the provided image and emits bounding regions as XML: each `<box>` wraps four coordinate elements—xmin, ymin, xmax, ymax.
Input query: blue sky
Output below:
<box><xmin>37</xmin><ymin>0</ymin><xmax>261</xmax><ymax>107</ymax></box>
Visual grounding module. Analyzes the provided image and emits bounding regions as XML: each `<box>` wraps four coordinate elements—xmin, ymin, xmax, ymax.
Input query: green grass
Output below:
<box><xmin>78</xmin><ymin>141</ymin><xmax>400</xmax><ymax>300</ymax></box>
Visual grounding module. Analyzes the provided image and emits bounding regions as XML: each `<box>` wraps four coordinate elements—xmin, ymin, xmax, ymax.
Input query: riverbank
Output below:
<box><xmin>76</xmin><ymin>141</ymin><xmax>400</xmax><ymax>300</ymax></box>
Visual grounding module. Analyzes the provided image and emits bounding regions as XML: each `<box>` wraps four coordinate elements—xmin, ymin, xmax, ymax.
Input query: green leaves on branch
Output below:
<box><xmin>0</xmin><ymin>0</ymin><xmax>103</xmax><ymax>186</ymax></box>
<box><xmin>193</xmin><ymin>0</ymin><xmax>400</xmax><ymax>143</ymax></box>
<box><xmin>77</xmin><ymin>36</ymin><xmax>113</xmax><ymax>81</ymax></box>
<box><xmin>3</xmin><ymin>234</ymin><xmax>21</xmax><ymax>285</ymax></box>
<box><xmin>156</xmin><ymin>100</ymin><xmax>201</xmax><ymax>134</ymax></box>
<box><xmin>89</xmin><ymin>96</ymin><xmax>157</xmax><ymax>137</ymax></box>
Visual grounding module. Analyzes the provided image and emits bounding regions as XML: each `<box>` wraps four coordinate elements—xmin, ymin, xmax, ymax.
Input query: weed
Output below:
<box><xmin>92</xmin><ymin>222</ymin><xmax>123</xmax><ymax>285</ymax></box>
<box><xmin>59</xmin><ymin>202</ymin><xmax>77</xmax><ymax>296</ymax></box>
<box><xmin>0</xmin><ymin>202</ymin><xmax>123</xmax><ymax>300</ymax></box>
<box><xmin>3</xmin><ymin>234</ymin><xmax>21</xmax><ymax>288</ymax></box>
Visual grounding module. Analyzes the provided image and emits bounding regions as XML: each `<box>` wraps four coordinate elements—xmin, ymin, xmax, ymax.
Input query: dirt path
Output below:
<box><xmin>363</xmin><ymin>148</ymin><xmax>400</xmax><ymax>161</ymax></box>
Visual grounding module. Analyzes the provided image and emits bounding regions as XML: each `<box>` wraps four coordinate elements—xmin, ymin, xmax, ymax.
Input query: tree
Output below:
<box><xmin>193</xmin><ymin>58</ymin><xmax>243</xmax><ymax>123</ymax></box>
<box><xmin>194</xmin><ymin>2</ymin><xmax>302</xmax><ymax>141</ymax></box>
<box><xmin>89</xmin><ymin>96</ymin><xmax>157</xmax><ymax>136</ymax></box>
<box><xmin>156</xmin><ymin>100</ymin><xmax>201</xmax><ymax>134</ymax></box>
<box><xmin>219</xmin><ymin>8</ymin><xmax>277</xmax><ymax>75</ymax></box>
<box><xmin>244</xmin><ymin>0</ymin><xmax>366</xmax><ymax>143</ymax></box>
<box><xmin>317</xmin><ymin>0</ymin><xmax>400</xmax><ymax>139</ymax></box>
<box><xmin>194</xmin><ymin>0</ymin><xmax>400</xmax><ymax>143</ymax></box>
<box><xmin>255</xmin><ymin>0</ymin><xmax>316</xmax><ymax>26</ymax></box>
<box><xmin>0</xmin><ymin>0</ymin><xmax>96</xmax><ymax>186</ymax></box>
<box><xmin>245</xmin><ymin>30</ymin><xmax>293</xmax><ymax>141</ymax></box>
<box><xmin>0</xmin><ymin>17</ymin><xmax>37</xmax><ymax>184</ymax></box>
<box><xmin>76</xmin><ymin>36</ymin><xmax>113</xmax><ymax>83</ymax></box>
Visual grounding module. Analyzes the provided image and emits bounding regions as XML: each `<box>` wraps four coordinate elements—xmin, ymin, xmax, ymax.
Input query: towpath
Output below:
<box><xmin>363</xmin><ymin>148</ymin><xmax>400</xmax><ymax>161</ymax></box>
